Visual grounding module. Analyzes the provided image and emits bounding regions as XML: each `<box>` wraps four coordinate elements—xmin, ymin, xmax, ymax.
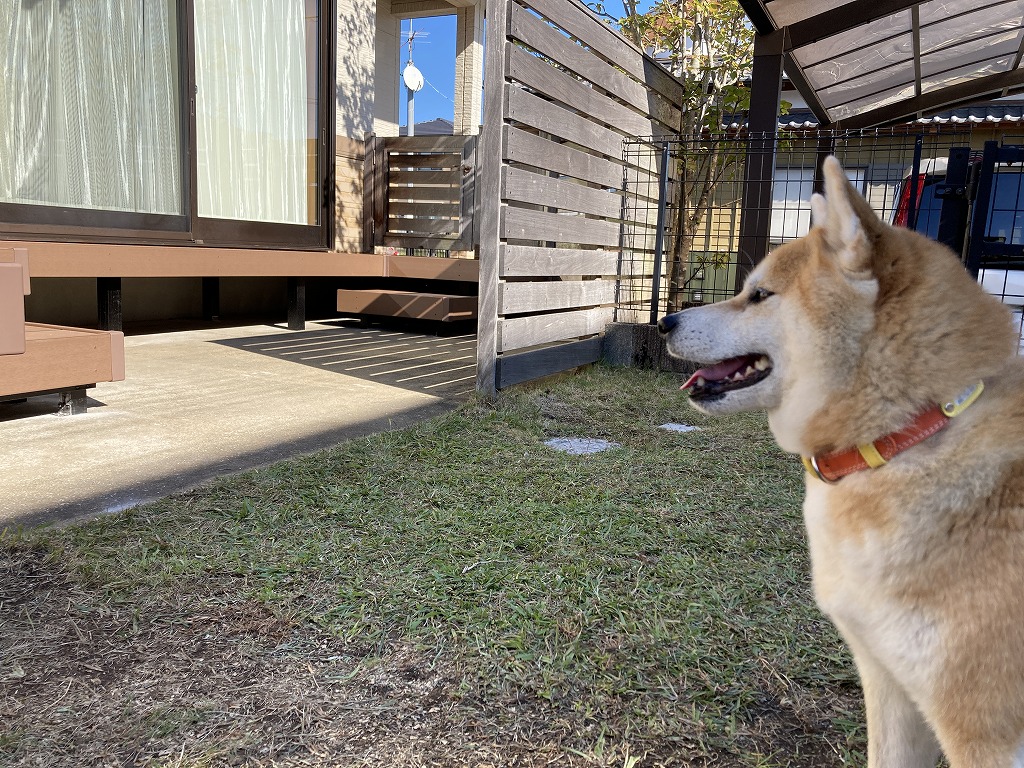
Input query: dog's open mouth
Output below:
<box><xmin>682</xmin><ymin>354</ymin><xmax>772</xmax><ymax>400</ymax></box>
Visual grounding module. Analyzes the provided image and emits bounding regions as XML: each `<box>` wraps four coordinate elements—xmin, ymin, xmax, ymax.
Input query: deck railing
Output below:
<box><xmin>362</xmin><ymin>135</ymin><xmax>477</xmax><ymax>253</ymax></box>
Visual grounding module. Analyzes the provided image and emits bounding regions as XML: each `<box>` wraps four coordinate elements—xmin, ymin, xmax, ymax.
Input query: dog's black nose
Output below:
<box><xmin>658</xmin><ymin>313</ymin><xmax>680</xmax><ymax>335</ymax></box>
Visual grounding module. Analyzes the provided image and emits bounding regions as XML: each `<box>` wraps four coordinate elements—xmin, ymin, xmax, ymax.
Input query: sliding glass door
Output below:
<box><xmin>193</xmin><ymin>0</ymin><xmax>324</xmax><ymax>242</ymax></box>
<box><xmin>0</xmin><ymin>0</ymin><xmax>185</xmax><ymax>230</ymax></box>
<box><xmin>0</xmin><ymin>0</ymin><xmax>331</xmax><ymax>248</ymax></box>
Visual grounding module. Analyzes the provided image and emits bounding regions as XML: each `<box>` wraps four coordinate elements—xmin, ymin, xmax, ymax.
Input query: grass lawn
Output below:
<box><xmin>1</xmin><ymin>364</ymin><xmax>865</xmax><ymax>767</ymax></box>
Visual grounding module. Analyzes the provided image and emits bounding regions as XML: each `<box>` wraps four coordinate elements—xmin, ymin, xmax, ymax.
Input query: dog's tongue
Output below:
<box><xmin>681</xmin><ymin>356</ymin><xmax>750</xmax><ymax>390</ymax></box>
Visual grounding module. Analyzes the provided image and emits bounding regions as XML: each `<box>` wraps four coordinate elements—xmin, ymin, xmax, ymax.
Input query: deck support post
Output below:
<box><xmin>288</xmin><ymin>277</ymin><xmax>306</xmax><ymax>330</ymax></box>
<box><xmin>58</xmin><ymin>387</ymin><xmax>89</xmax><ymax>416</ymax></box>
<box><xmin>97</xmin><ymin>277</ymin><xmax>122</xmax><ymax>332</ymax></box>
<box><xmin>202</xmin><ymin>277</ymin><xmax>220</xmax><ymax>321</ymax></box>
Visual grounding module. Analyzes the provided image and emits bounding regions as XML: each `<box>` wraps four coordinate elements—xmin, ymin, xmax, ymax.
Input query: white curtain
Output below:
<box><xmin>0</xmin><ymin>0</ymin><xmax>182</xmax><ymax>215</ymax></box>
<box><xmin>195</xmin><ymin>0</ymin><xmax>310</xmax><ymax>225</ymax></box>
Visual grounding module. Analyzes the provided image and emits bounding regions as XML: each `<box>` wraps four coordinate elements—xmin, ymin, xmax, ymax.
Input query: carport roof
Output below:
<box><xmin>738</xmin><ymin>0</ymin><xmax>1024</xmax><ymax>128</ymax></box>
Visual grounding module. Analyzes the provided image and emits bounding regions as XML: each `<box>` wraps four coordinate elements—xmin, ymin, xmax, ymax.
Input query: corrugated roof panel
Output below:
<box><xmin>921</xmin><ymin>55</ymin><xmax>1016</xmax><ymax>92</ymax></box>
<box><xmin>740</xmin><ymin>0</ymin><xmax>1024</xmax><ymax>126</ymax></box>
<box><xmin>817</xmin><ymin>62</ymin><xmax>915</xmax><ymax>108</ymax></box>
<box><xmin>920</xmin><ymin>11</ymin><xmax>1024</xmax><ymax>55</ymax></box>
<box><xmin>791</xmin><ymin>10</ymin><xmax>910</xmax><ymax>69</ymax></box>
<box><xmin>828</xmin><ymin>84</ymin><xmax>915</xmax><ymax>121</ymax></box>
<box><xmin>919</xmin><ymin>38</ymin><xmax>1019</xmax><ymax>78</ymax></box>
<box><xmin>801</xmin><ymin>33</ymin><xmax>913</xmax><ymax>90</ymax></box>
<box><xmin>918</xmin><ymin>0</ymin><xmax>1019</xmax><ymax>28</ymax></box>
<box><xmin>765</xmin><ymin>0</ymin><xmax>860</xmax><ymax>26</ymax></box>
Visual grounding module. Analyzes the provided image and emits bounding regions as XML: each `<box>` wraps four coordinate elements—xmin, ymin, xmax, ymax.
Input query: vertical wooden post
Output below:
<box><xmin>97</xmin><ymin>277</ymin><xmax>122</xmax><ymax>332</ymax></box>
<box><xmin>287</xmin><ymin>277</ymin><xmax>306</xmax><ymax>330</ymax></box>
<box><xmin>202</xmin><ymin>277</ymin><xmax>220</xmax><ymax>321</ymax></box>
<box><xmin>474</xmin><ymin>0</ymin><xmax>511</xmax><ymax>396</ymax></box>
<box><xmin>362</xmin><ymin>134</ymin><xmax>386</xmax><ymax>253</ymax></box>
<box><xmin>457</xmin><ymin>136</ymin><xmax>478</xmax><ymax>250</ymax></box>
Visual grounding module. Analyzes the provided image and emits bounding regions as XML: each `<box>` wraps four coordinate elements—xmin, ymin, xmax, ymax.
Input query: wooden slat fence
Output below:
<box><xmin>363</xmin><ymin>135</ymin><xmax>477</xmax><ymax>251</ymax></box>
<box><xmin>475</xmin><ymin>0</ymin><xmax>687</xmax><ymax>393</ymax></box>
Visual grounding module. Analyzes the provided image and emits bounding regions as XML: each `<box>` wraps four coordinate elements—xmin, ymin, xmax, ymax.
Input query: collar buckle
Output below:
<box><xmin>802</xmin><ymin>454</ymin><xmax>836</xmax><ymax>484</ymax></box>
<box><xmin>941</xmin><ymin>380</ymin><xmax>985</xmax><ymax>418</ymax></box>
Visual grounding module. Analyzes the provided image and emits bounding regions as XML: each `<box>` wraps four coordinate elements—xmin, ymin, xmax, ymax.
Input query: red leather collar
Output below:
<box><xmin>802</xmin><ymin>382</ymin><xmax>984</xmax><ymax>484</ymax></box>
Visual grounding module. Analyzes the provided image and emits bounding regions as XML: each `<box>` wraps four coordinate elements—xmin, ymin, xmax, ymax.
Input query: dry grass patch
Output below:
<box><xmin>1</xmin><ymin>365</ymin><xmax>865</xmax><ymax>766</ymax></box>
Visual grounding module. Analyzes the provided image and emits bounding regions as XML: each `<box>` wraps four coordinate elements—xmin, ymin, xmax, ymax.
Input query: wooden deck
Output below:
<box><xmin>337</xmin><ymin>289</ymin><xmax>478</xmax><ymax>322</ymax></box>
<box><xmin>1</xmin><ymin>323</ymin><xmax>125</xmax><ymax>405</ymax></box>
<box><xmin>1</xmin><ymin>240</ymin><xmax>479</xmax><ymax>281</ymax></box>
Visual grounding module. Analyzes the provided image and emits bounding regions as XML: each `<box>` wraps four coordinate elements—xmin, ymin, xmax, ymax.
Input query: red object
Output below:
<box><xmin>894</xmin><ymin>174</ymin><xmax>927</xmax><ymax>228</ymax></box>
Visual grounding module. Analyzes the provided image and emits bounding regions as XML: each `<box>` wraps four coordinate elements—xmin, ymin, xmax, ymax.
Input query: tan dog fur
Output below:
<box><xmin>660</xmin><ymin>157</ymin><xmax>1024</xmax><ymax>767</ymax></box>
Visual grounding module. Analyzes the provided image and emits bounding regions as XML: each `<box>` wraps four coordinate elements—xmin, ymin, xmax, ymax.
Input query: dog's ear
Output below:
<box><xmin>811</xmin><ymin>156</ymin><xmax>874</xmax><ymax>278</ymax></box>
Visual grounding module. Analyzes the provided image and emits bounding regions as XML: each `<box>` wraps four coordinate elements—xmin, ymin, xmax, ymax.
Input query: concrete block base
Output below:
<box><xmin>602</xmin><ymin>322</ymin><xmax>697</xmax><ymax>375</ymax></box>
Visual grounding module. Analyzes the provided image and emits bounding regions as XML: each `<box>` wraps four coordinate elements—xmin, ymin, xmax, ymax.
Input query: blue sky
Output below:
<box><xmin>399</xmin><ymin>16</ymin><xmax>458</xmax><ymax>125</ymax></box>
<box><xmin>398</xmin><ymin>1</ymin><xmax>639</xmax><ymax>128</ymax></box>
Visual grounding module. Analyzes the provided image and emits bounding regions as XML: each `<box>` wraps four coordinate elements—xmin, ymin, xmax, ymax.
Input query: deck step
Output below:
<box><xmin>337</xmin><ymin>289</ymin><xmax>477</xmax><ymax>322</ymax></box>
<box><xmin>1</xmin><ymin>323</ymin><xmax>125</xmax><ymax>402</ymax></box>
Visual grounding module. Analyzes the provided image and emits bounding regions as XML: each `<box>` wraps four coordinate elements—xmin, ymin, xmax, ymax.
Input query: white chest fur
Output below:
<box><xmin>802</xmin><ymin>480</ymin><xmax>941</xmax><ymax>697</ymax></box>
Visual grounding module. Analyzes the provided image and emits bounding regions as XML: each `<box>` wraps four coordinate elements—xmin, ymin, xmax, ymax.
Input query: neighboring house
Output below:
<box><xmin>399</xmin><ymin>118</ymin><xmax>458</xmax><ymax>135</ymax></box>
<box><xmin>769</xmin><ymin>85</ymin><xmax>1024</xmax><ymax>245</ymax></box>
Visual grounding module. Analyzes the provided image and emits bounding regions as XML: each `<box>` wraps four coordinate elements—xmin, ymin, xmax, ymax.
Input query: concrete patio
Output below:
<box><xmin>0</xmin><ymin>320</ymin><xmax>475</xmax><ymax>529</ymax></box>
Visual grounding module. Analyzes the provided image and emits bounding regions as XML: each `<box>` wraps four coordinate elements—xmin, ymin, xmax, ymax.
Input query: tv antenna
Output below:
<box><xmin>402</xmin><ymin>27</ymin><xmax>426</xmax><ymax>136</ymax></box>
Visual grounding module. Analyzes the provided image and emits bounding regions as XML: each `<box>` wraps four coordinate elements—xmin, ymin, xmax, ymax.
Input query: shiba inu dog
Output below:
<box><xmin>658</xmin><ymin>157</ymin><xmax>1024</xmax><ymax>767</ymax></box>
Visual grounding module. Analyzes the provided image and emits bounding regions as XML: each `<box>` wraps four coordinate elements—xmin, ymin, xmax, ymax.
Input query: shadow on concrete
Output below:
<box><xmin>213</xmin><ymin>320</ymin><xmax>479</xmax><ymax>400</ymax></box>
<box><xmin>0</xmin><ymin>393</ymin><xmax>106</xmax><ymax>422</ymax></box>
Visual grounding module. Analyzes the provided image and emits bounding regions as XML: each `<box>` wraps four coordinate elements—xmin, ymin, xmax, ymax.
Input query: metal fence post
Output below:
<box><xmin>907</xmin><ymin>134</ymin><xmax>924</xmax><ymax>232</ymax></box>
<box><xmin>649</xmin><ymin>141</ymin><xmax>671</xmax><ymax>324</ymax></box>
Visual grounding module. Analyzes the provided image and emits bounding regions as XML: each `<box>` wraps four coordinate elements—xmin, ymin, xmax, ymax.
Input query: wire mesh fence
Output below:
<box><xmin>617</xmin><ymin>127</ymin><xmax>975</xmax><ymax>323</ymax></box>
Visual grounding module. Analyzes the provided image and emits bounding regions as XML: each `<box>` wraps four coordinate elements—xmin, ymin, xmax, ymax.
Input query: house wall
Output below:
<box><xmin>336</xmin><ymin>0</ymin><xmax>378</xmax><ymax>139</ymax></box>
<box><xmin>333</xmin><ymin>0</ymin><xmax>399</xmax><ymax>251</ymax></box>
<box><xmin>335</xmin><ymin>136</ymin><xmax>366</xmax><ymax>251</ymax></box>
<box><xmin>373</xmin><ymin>0</ymin><xmax>402</xmax><ymax>137</ymax></box>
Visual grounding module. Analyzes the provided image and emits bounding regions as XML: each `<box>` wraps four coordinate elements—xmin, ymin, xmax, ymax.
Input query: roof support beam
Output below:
<box><xmin>838</xmin><ymin>66</ymin><xmax>1024</xmax><ymax>128</ymax></box>
<box><xmin>911</xmin><ymin>5</ymin><xmax>922</xmax><ymax>100</ymax></box>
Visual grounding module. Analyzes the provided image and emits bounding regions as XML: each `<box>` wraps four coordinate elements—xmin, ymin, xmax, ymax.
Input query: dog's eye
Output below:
<box><xmin>749</xmin><ymin>287</ymin><xmax>774</xmax><ymax>305</ymax></box>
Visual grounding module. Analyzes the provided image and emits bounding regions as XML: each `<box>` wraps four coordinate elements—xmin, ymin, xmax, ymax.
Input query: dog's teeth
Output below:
<box><xmin>754</xmin><ymin>357</ymin><xmax>769</xmax><ymax>371</ymax></box>
<box><xmin>744</xmin><ymin>366</ymin><xmax>756</xmax><ymax>376</ymax></box>
<box><xmin>695</xmin><ymin>376</ymin><xmax>706</xmax><ymax>387</ymax></box>
<box><xmin>732</xmin><ymin>371</ymin><xmax>745</xmax><ymax>381</ymax></box>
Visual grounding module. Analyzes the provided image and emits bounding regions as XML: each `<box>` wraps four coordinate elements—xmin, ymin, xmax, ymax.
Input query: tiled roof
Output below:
<box><xmin>779</xmin><ymin>105</ymin><xmax>1024</xmax><ymax>130</ymax></box>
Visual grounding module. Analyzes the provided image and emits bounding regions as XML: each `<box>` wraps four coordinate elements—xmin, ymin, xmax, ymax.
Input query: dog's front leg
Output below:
<box><xmin>854</xmin><ymin>647</ymin><xmax>941</xmax><ymax>768</ymax></box>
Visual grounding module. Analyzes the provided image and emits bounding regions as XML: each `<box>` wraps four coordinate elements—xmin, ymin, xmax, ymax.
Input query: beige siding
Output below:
<box><xmin>373</xmin><ymin>0</ymin><xmax>401</xmax><ymax>137</ymax></box>
<box><xmin>335</xmin><ymin>0</ymin><xmax>377</xmax><ymax>139</ymax></box>
<box><xmin>335</xmin><ymin>137</ymin><xmax>365</xmax><ymax>252</ymax></box>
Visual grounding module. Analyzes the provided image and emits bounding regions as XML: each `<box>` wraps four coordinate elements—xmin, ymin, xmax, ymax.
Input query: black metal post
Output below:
<box><xmin>97</xmin><ymin>277</ymin><xmax>122</xmax><ymax>332</ymax></box>
<box><xmin>935</xmin><ymin>145</ymin><xmax>972</xmax><ymax>257</ymax></box>
<box><xmin>737</xmin><ymin>32</ymin><xmax>785</xmax><ymax>290</ymax></box>
<box><xmin>650</xmin><ymin>141</ymin><xmax>671</xmax><ymax>324</ymax></box>
<box><xmin>288</xmin><ymin>277</ymin><xmax>306</xmax><ymax>330</ymax></box>
<box><xmin>965</xmin><ymin>140</ymin><xmax>1001</xmax><ymax>279</ymax></box>
<box><xmin>202</xmin><ymin>277</ymin><xmax>220</xmax><ymax>321</ymax></box>
<box><xmin>906</xmin><ymin>135</ymin><xmax>925</xmax><ymax>232</ymax></box>
<box><xmin>813</xmin><ymin>133</ymin><xmax>837</xmax><ymax>195</ymax></box>
<box><xmin>58</xmin><ymin>387</ymin><xmax>89</xmax><ymax>416</ymax></box>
